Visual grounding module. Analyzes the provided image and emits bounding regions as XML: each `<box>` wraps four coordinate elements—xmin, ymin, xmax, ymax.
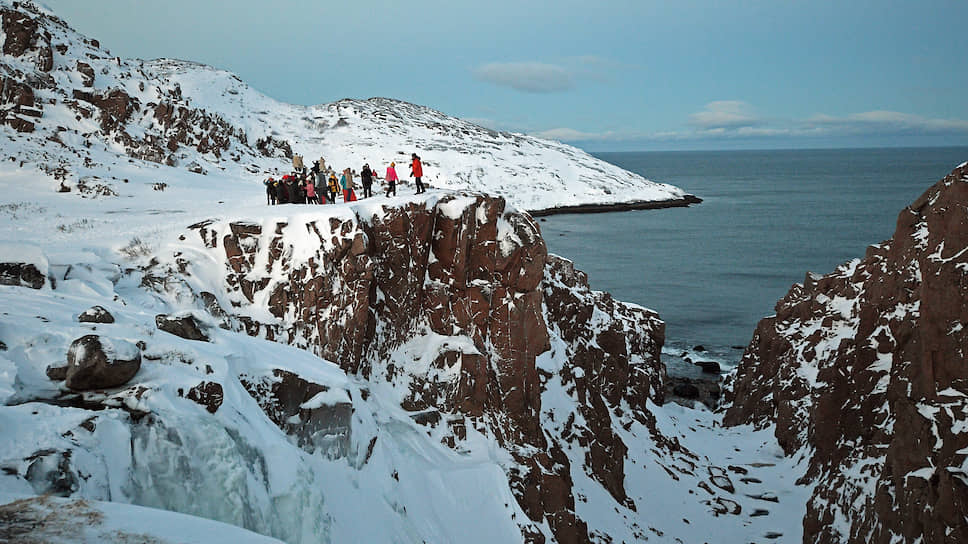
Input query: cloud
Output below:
<box><xmin>688</xmin><ymin>101</ymin><xmax>763</xmax><ymax>129</ymax></box>
<box><xmin>473</xmin><ymin>62</ymin><xmax>575</xmax><ymax>93</ymax></box>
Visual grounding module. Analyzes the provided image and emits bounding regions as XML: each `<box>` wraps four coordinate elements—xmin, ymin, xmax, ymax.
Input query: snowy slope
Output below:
<box><xmin>0</xmin><ymin>0</ymin><xmax>690</xmax><ymax>213</ymax></box>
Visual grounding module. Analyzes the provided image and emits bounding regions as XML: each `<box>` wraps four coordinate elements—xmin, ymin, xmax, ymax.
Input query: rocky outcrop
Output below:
<box><xmin>724</xmin><ymin>163</ymin><xmax>968</xmax><ymax>544</ymax></box>
<box><xmin>0</xmin><ymin>76</ymin><xmax>39</xmax><ymax>132</ymax></box>
<box><xmin>0</xmin><ymin>261</ymin><xmax>45</xmax><ymax>288</ymax></box>
<box><xmin>1</xmin><ymin>7</ymin><xmax>53</xmax><ymax>72</ymax></box>
<box><xmin>65</xmin><ymin>335</ymin><xmax>142</xmax><ymax>391</ymax></box>
<box><xmin>240</xmin><ymin>369</ymin><xmax>351</xmax><ymax>457</ymax></box>
<box><xmin>155</xmin><ymin>314</ymin><xmax>209</xmax><ymax>342</ymax></box>
<box><xmin>542</xmin><ymin>255</ymin><xmax>666</xmax><ymax>506</ymax></box>
<box><xmin>78</xmin><ymin>305</ymin><xmax>114</xmax><ymax>324</ymax></box>
<box><xmin>177</xmin><ymin>194</ymin><xmax>670</xmax><ymax>543</ymax></box>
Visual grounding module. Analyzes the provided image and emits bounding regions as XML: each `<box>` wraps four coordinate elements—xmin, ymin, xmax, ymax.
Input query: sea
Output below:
<box><xmin>538</xmin><ymin>146</ymin><xmax>968</xmax><ymax>377</ymax></box>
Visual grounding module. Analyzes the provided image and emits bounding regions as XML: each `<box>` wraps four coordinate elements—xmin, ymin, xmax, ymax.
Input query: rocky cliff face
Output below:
<box><xmin>724</xmin><ymin>163</ymin><xmax>968</xmax><ymax>543</ymax></box>
<box><xmin>163</xmin><ymin>193</ymin><xmax>667</xmax><ymax>543</ymax></box>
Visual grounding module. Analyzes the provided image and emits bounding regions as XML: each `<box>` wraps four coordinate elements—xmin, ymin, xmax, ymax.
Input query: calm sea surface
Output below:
<box><xmin>539</xmin><ymin>147</ymin><xmax>968</xmax><ymax>372</ymax></box>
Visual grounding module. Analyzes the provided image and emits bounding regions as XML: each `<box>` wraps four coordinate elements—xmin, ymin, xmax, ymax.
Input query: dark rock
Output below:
<box><xmin>45</xmin><ymin>365</ymin><xmax>67</xmax><ymax>381</ymax></box>
<box><xmin>65</xmin><ymin>335</ymin><xmax>141</xmax><ymax>391</ymax></box>
<box><xmin>0</xmin><ymin>262</ymin><xmax>45</xmax><ymax>289</ymax></box>
<box><xmin>77</xmin><ymin>305</ymin><xmax>114</xmax><ymax>324</ymax></box>
<box><xmin>667</xmin><ymin>376</ymin><xmax>721</xmax><ymax>409</ymax></box>
<box><xmin>672</xmin><ymin>383</ymin><xmax>700</xmax><ymax>399</ymax></box>
<box><xmin>695</xmin><ymin>360</ymin><xmax>721</xmax><ymax>373</ymax></box>
<box><xmin>76</xmin><ymin>61</ymin><xmax>94</xmax><ymax>87</ymax></box>
<box><xmin>183</xmin><ymin>381</ymin><xmax>223</xmax><ymax>413</ymax></box>
<box><xmin>693</xmin><ymin>345</ymin><xmax>706</xmax><ymax>352</ymax></box>
<box><xmin>155</xmin><ymin>313</ymin><xmax>208</xmax><ymax>342</ymax></box>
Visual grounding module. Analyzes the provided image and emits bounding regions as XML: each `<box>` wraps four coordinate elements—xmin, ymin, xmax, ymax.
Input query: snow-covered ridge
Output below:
<box><xmin>0</xmin><ymin>0</ymin><xmax>692</xmax><ymax>212</ymax></box>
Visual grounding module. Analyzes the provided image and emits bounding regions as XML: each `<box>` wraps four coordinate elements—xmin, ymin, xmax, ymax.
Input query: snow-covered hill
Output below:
<box><xmin>0</xmin><ymin>0</ymin><xmax>691</xmax><ymax>213</ymax></box>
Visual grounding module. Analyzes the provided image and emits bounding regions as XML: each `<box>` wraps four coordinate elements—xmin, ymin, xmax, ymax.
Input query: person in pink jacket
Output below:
<box><xmin>304</xmin><ymin>175</ymin><xmax>318</xmax><ymax>204</ymax></box>
<box><xmin>384</xmin><ymin>162</ymin><xmax>398</xmax><ymax>197</ymax></box>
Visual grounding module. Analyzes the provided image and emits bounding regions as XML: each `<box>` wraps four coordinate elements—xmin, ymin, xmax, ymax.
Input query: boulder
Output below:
<box><xmin>77</xmin><ymin>305</ymin><xmax>114</xmax><ymax>324</ymax></box>
<box><xmin>155</xmin><ymin>314</ymin><xmax>208</xmax><ymax>342</ymax></box>
<box><xmin>65</xmin><ymin>335</ymin><xmax>141</xmax><ymax>391</ymax></box>
<box><xmin>672</xmin><ymin>382</ymin><xmax>700</xmax><ymax>399</ymax></box>
<box><xmin>695</xmin><ymin>360</ymin><xmax>721</xmax><ymax>373</ymax></box>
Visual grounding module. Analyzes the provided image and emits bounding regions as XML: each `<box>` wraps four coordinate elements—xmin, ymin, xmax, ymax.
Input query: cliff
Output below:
<box><xmin>725</xmin><ymin>162</ymin><xmax>968</xmax><ymax>543</ymax></box>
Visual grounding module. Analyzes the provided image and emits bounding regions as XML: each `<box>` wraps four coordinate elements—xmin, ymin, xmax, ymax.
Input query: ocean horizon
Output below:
<box><xmin>540</xmin><ymin>145</ymin><xmax>968</xmax><ymax>374</ymax></box>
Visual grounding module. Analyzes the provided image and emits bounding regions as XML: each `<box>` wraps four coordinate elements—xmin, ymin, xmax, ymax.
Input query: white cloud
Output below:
<box><xmin>473</xmin><ymin>62</ymin><xmax>574</xmax><ymax>93</ymax></box>
<box><xmin>688</xmin><ymin>101</ymin><xmax>763</xmax><ymax>129</ymax></box>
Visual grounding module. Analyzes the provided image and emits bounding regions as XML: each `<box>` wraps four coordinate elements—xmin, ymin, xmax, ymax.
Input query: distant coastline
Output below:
<box><xmin>528</xmin><ymin>194</ymin><xmax>702</xmax><ymax>217</ymax></box>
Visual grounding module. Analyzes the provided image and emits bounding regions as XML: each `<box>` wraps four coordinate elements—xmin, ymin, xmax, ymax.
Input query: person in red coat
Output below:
<box><xmin>410</xmin><ymin>153</ymin><xmax>425</xmax><ymax>194</ymax></box>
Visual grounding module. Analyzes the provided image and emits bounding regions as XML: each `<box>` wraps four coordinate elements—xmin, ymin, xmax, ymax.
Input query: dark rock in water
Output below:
<box><xmin>725</xmin><ymin>163</ymin><xmax>968</xmax><ymax>544</ymax></box>
<box><xmin>672</xmin><ymin>383</ymin><xmax>700</xmax><ymax>399</ymax></box>
<box><xmin>695</xmin><ymin>360</ymin><xmax>721</xmax><ymax>374</ymax></box>
<box><xmin>0</xmin><ymin>262</ymin><xmax>45</xmax><ymax>289</ymax></box>
<box><xmin>65</xmin><ymin>335</ymin><xmax>141</xmax><ymax>391</ymax></box>
<box><xmin>731</xmin><ymin>345</ymin><xmax>745</xmax><ymax>350</ymax></box>
<box><xmin>78</xmin><ymin>305</ymin><xmax>114</xmax><ymax>324</ymax></box>
<box><xmin>0</xmin><ymin>340</ymin><xmax>6</xmax><ymax>351</ymax></box>
<box><xmin>155</xmin><ymin>313</ymin><xmax>208</xmax><ymax>341</ymax></box>
<box><xmin>45</xmin><ymin>365</ymin><xmax>67</xmax><ymax>381</ymax></box>
<box><xmin>693</xmin><ymin>345</ymin><xmax>706</xmax><ymax>352</ymax></box>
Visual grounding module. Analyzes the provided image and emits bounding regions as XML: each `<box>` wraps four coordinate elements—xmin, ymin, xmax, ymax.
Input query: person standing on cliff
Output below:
<box><xmin>361</xmin><ymin>163</ymin><xmax>374</xmax><ymax>198</ymax></box>
<box><xmin>410</xmin><ymin>153</ymin><xmax>425</xmax><ymax>194</ymax></box>
<box><xmin>264</xmin><ymin>176</ymin><xmax>277</xmax><ymax>205</ymax></box>
<box><xmin>341</xmin><ymin>168</ymin><xmax>356</xmax><ymax>202</ymax></box>
<box><xmin>385</xmin><ymin>162</ymin><xmax>398</xmax><ymax>197</ymax></box>
<box><xmin>327</xmin><ymin>173</ymin><xmax>339</xmax><ymax>204</ymax></box>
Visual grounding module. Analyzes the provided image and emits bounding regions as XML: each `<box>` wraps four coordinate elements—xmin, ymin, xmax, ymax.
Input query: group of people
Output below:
<box><xmin>263</xmin><ymin>153</ymin><xmax>425</xmax><ymax>205</ymax></box>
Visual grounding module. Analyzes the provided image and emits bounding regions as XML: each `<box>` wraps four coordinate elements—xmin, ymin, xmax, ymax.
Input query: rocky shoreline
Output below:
<box><xmin>528</xmin><ymin>194</ymin><xmax>703</xmax><ymax>217</ymax></box>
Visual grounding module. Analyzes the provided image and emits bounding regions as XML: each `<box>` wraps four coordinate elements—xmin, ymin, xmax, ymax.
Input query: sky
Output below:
<box><xmin>40</xmin><ymin>0</ymin><xmax>968</xmax><ymax>152</ymax></box>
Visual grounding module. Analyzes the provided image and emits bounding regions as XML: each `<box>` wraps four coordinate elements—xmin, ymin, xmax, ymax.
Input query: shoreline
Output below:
<box><xmin>527</xmin><ymin>194</ymin><xmax>703</xmax><ymax>217</ymax></box>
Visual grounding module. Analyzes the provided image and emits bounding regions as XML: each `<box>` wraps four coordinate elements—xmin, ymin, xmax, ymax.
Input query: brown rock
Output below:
<box><xmin>65</xmin><ymin>335</ymin><xmax>141</xmax><ymax>391</ymax></box>
<box><xmin>76</xmin><ymin>61</ymin><xmax>94</xmax><ymax>87</ymax></box>
<box><xmin>184</xmin><ymin>381</ymin><xmax>223</xmax><ymax>413</ymax></box>
<box><xmin>155</xmin><ymin>313</ymin><xmax>209</xmax><ymax>342</ymax></box>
